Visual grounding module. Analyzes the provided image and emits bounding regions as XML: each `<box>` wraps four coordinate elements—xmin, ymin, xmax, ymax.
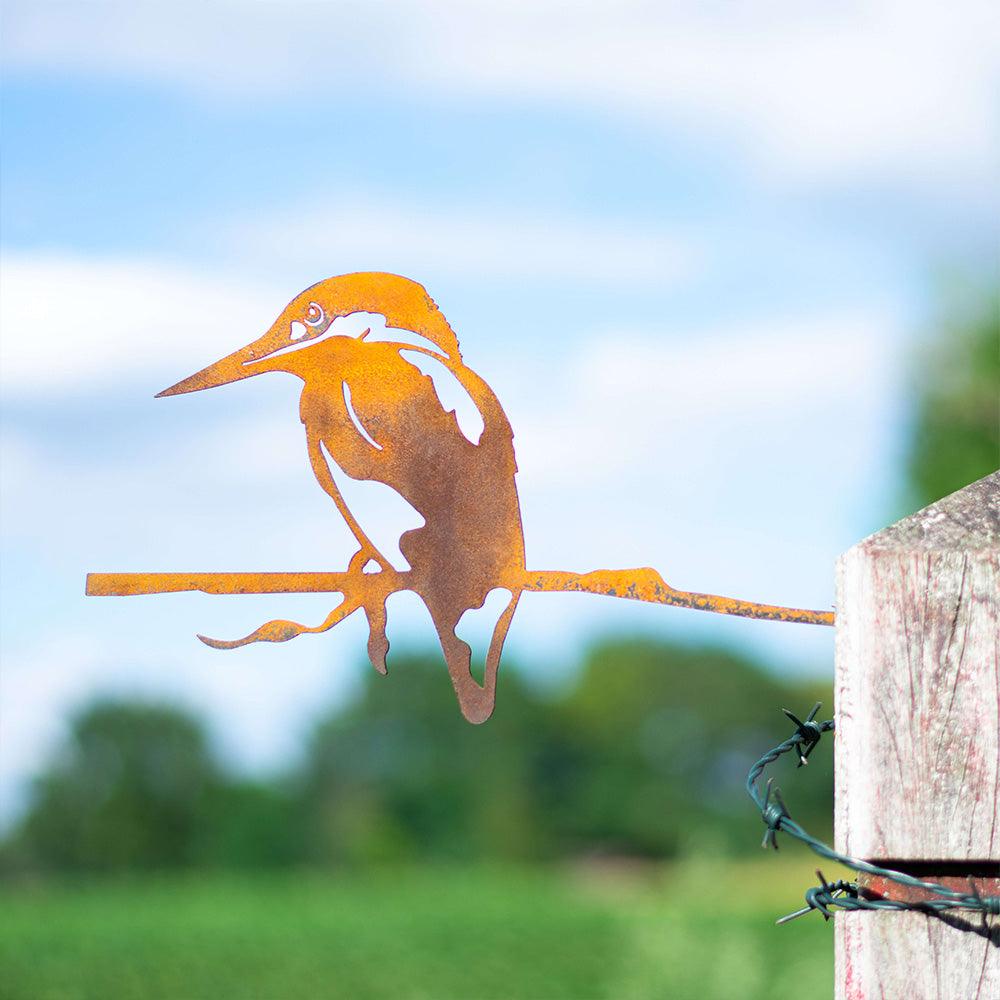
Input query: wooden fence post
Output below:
<box><xmin>835</xmin><ymin>471</ymin><xmax>1000</xmax><ymax>999</ymax></box>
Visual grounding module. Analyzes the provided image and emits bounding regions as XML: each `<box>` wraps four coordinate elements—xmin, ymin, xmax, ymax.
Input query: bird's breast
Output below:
<box><xmin>300</xmin><ymin>345</ymin><xmax>525</xmax><ymax>585</ymax></box>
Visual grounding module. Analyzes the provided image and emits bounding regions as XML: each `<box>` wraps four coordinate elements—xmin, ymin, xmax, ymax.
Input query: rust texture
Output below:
<box><xmin>87</xmin><ymin>272</ymin><xmax>834</xmax><ymax>723</ymax></box>
<box><xmin>859</xmin><ymin>872</ymin><xmax>1000</xmax><ymax>907</ymax></box>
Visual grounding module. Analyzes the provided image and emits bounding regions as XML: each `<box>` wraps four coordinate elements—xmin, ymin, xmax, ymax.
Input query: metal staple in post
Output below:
<box><xmin>746</xmin><ymin>704</ymin><xmax>1000</xmax><ymax>928</ymax></box>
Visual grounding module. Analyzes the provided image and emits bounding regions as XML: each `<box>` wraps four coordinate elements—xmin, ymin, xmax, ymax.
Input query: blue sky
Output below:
<box><xmin>2</xmin><ymin>1</ymin><xmax>997</xmax><ymax>824</ymax></box>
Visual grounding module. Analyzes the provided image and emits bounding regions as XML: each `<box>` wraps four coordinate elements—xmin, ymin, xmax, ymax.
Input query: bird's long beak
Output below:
<box><xmin>157</xmin><ymin>272</ymin><xmax>464</xmax><ymax>399</ymax></box>
<box><xmin>156</xmin><ymin>332</ymin><xmax>288</xmax><ymax>398</ymax></box>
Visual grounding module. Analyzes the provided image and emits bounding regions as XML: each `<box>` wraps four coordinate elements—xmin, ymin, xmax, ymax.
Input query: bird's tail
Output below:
<box><xmin>435</xmin><ymin>588</ymin><xmax>521</xmax><ymax>725</ymax></box>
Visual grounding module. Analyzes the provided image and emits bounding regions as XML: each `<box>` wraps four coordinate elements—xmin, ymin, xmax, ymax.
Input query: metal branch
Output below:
<box><xmin>86</xmin><ymin>566</ymin><xmax>834</xmax><ymax>627</ymax></box>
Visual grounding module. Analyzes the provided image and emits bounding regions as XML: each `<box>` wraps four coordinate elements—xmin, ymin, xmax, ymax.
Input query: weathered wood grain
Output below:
<box><xmin>835</xmin><ymin>471</ymin><xmax>999</xmax><ymax>999</ymax></box>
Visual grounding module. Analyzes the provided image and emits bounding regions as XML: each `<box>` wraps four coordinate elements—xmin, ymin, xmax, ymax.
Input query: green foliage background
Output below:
<box><xmin>3</xmin><ymin>639</ymin><xmax>834</xmax><ymax>875</ymax></box>
<box><xmin>904</xmin><ymin>285</ymin><xmax>999</xmax><ymax>509</ymax></box>
<box><xmin>3</xmin><ymin>641</ymin><xmax>837</xmax><ymax>1000</ymax></box>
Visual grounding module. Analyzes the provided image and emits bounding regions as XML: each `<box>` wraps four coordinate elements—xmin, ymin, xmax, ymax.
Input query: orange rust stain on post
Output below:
<box><xmin>859</xmin><ymin>873</ymin><xmax>1000</xmax><ymax>905</ymax></box>
<box><xmin>87</xmin><ymin>271</ymin><xmax>834</xmax><ymax>723</ymax></box>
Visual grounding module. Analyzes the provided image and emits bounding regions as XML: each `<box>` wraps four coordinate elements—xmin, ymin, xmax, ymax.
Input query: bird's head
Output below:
<box><xmin>157</xmin><ymin>271</ymin><xmax>462</xmax><ymax>397</ymax></box>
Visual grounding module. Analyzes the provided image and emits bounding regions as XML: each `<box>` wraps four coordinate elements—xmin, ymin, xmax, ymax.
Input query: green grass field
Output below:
<box><xmin>1</xmin><ymin>860</ymin><xmax>834</xmax><ymax>1000</ymax></box>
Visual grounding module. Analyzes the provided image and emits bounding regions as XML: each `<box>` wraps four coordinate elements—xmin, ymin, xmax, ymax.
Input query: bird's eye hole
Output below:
<box><xmin>304</xmin><ymin>302</ymin><xmax>325</xmax><ymax>327</ymax></box>
<box><xmin>289</xmin><ymin>320</ymin><xmax>308</xmax><ymax>341</ymax></box>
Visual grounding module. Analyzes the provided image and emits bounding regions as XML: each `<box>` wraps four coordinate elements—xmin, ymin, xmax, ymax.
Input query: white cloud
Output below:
<box><xmin>425</xmin><ymin>1</ymin><xmax>999</xmax><ymax>188</ymax></box>
<box><xmin>4</xmin><ymin>0</ymin><xmax>997</xmax><ymax>193</ymax></box>
<box><xmin>510</xmin><ymin>312</ymin><xmax>900</xmax><ymax>492</ymax></box>
<box><xmin>220</xmin><ymin>197</ymin><xmax>700</xmax><ymax>287</ymax></box>
<box><xmin>0</xmin><ymin>203</ymin><xmax>698</xmax><ymax>398</ymax></box>
<box><xmin>0</xmin><ymin>254</ymin><xmax>282</xmax><ymax>398</ymax></box>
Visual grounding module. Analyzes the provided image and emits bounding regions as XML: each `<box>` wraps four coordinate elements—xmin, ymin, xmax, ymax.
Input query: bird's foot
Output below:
<box><xmin>345</xmin><ymin>548</ymin><xmax>391</xmax><ymax>674</ymax></box>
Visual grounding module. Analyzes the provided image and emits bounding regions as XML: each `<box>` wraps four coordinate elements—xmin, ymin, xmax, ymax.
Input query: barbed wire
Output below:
<box><xmin>746</xmin><ymin>703</ymin><xmax>1000</xmax><ymax>927</ymax></box>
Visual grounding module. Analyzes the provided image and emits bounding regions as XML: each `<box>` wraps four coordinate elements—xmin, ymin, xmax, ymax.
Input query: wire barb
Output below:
<box><xmin>776</xmin><ymin>872</ymin><xmax>857</xmax><ymax>924</ymax></box>
<box><xmin>748</xmin><ymin>704</ymin><xmax>1000</xmax><ymax>925</ymax></box>
<box><xmin>760</xmin><ymin>778</ymin><xmax>790</xmax><ymax>850</ymax></box>
<box><xmin>781</xmin><ymin>702</ymin><xmax>823</xmax><ymax>766</ymax></box>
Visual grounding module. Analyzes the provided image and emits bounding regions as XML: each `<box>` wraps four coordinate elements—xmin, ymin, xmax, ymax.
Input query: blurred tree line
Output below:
<box><xmin>2</xmin><ymin>639</ymin><xmax>834</xmax><ymax>874</ymax></box>
<box><xmin>903</xmin><ymin>283</ymin><xmax>998</xmax><ymax>510</ymax></box>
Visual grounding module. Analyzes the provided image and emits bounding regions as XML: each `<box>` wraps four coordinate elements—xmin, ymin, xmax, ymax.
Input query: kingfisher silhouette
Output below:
<box><xmin>88</xmin><ymin>271</ymin><xmax>834</xmax><ymax>724</ymax></box>
<box><xmin>155</xmin><ymin>272</ymin><xmax>524</xmax><ymax>723</ymax></box>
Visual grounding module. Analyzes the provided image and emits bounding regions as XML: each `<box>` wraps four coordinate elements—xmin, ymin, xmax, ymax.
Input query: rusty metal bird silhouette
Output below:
<box><xmin>87</xmin><ymin>272</ymin><xmax>833</xmax><ymax>723</ymax></box>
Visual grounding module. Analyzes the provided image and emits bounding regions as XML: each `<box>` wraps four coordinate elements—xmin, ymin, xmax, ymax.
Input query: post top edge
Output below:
<box><xmin>845</xmin><ymin>471</ymin><xmax>1000</xmax><ymax>555</ymax></box>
